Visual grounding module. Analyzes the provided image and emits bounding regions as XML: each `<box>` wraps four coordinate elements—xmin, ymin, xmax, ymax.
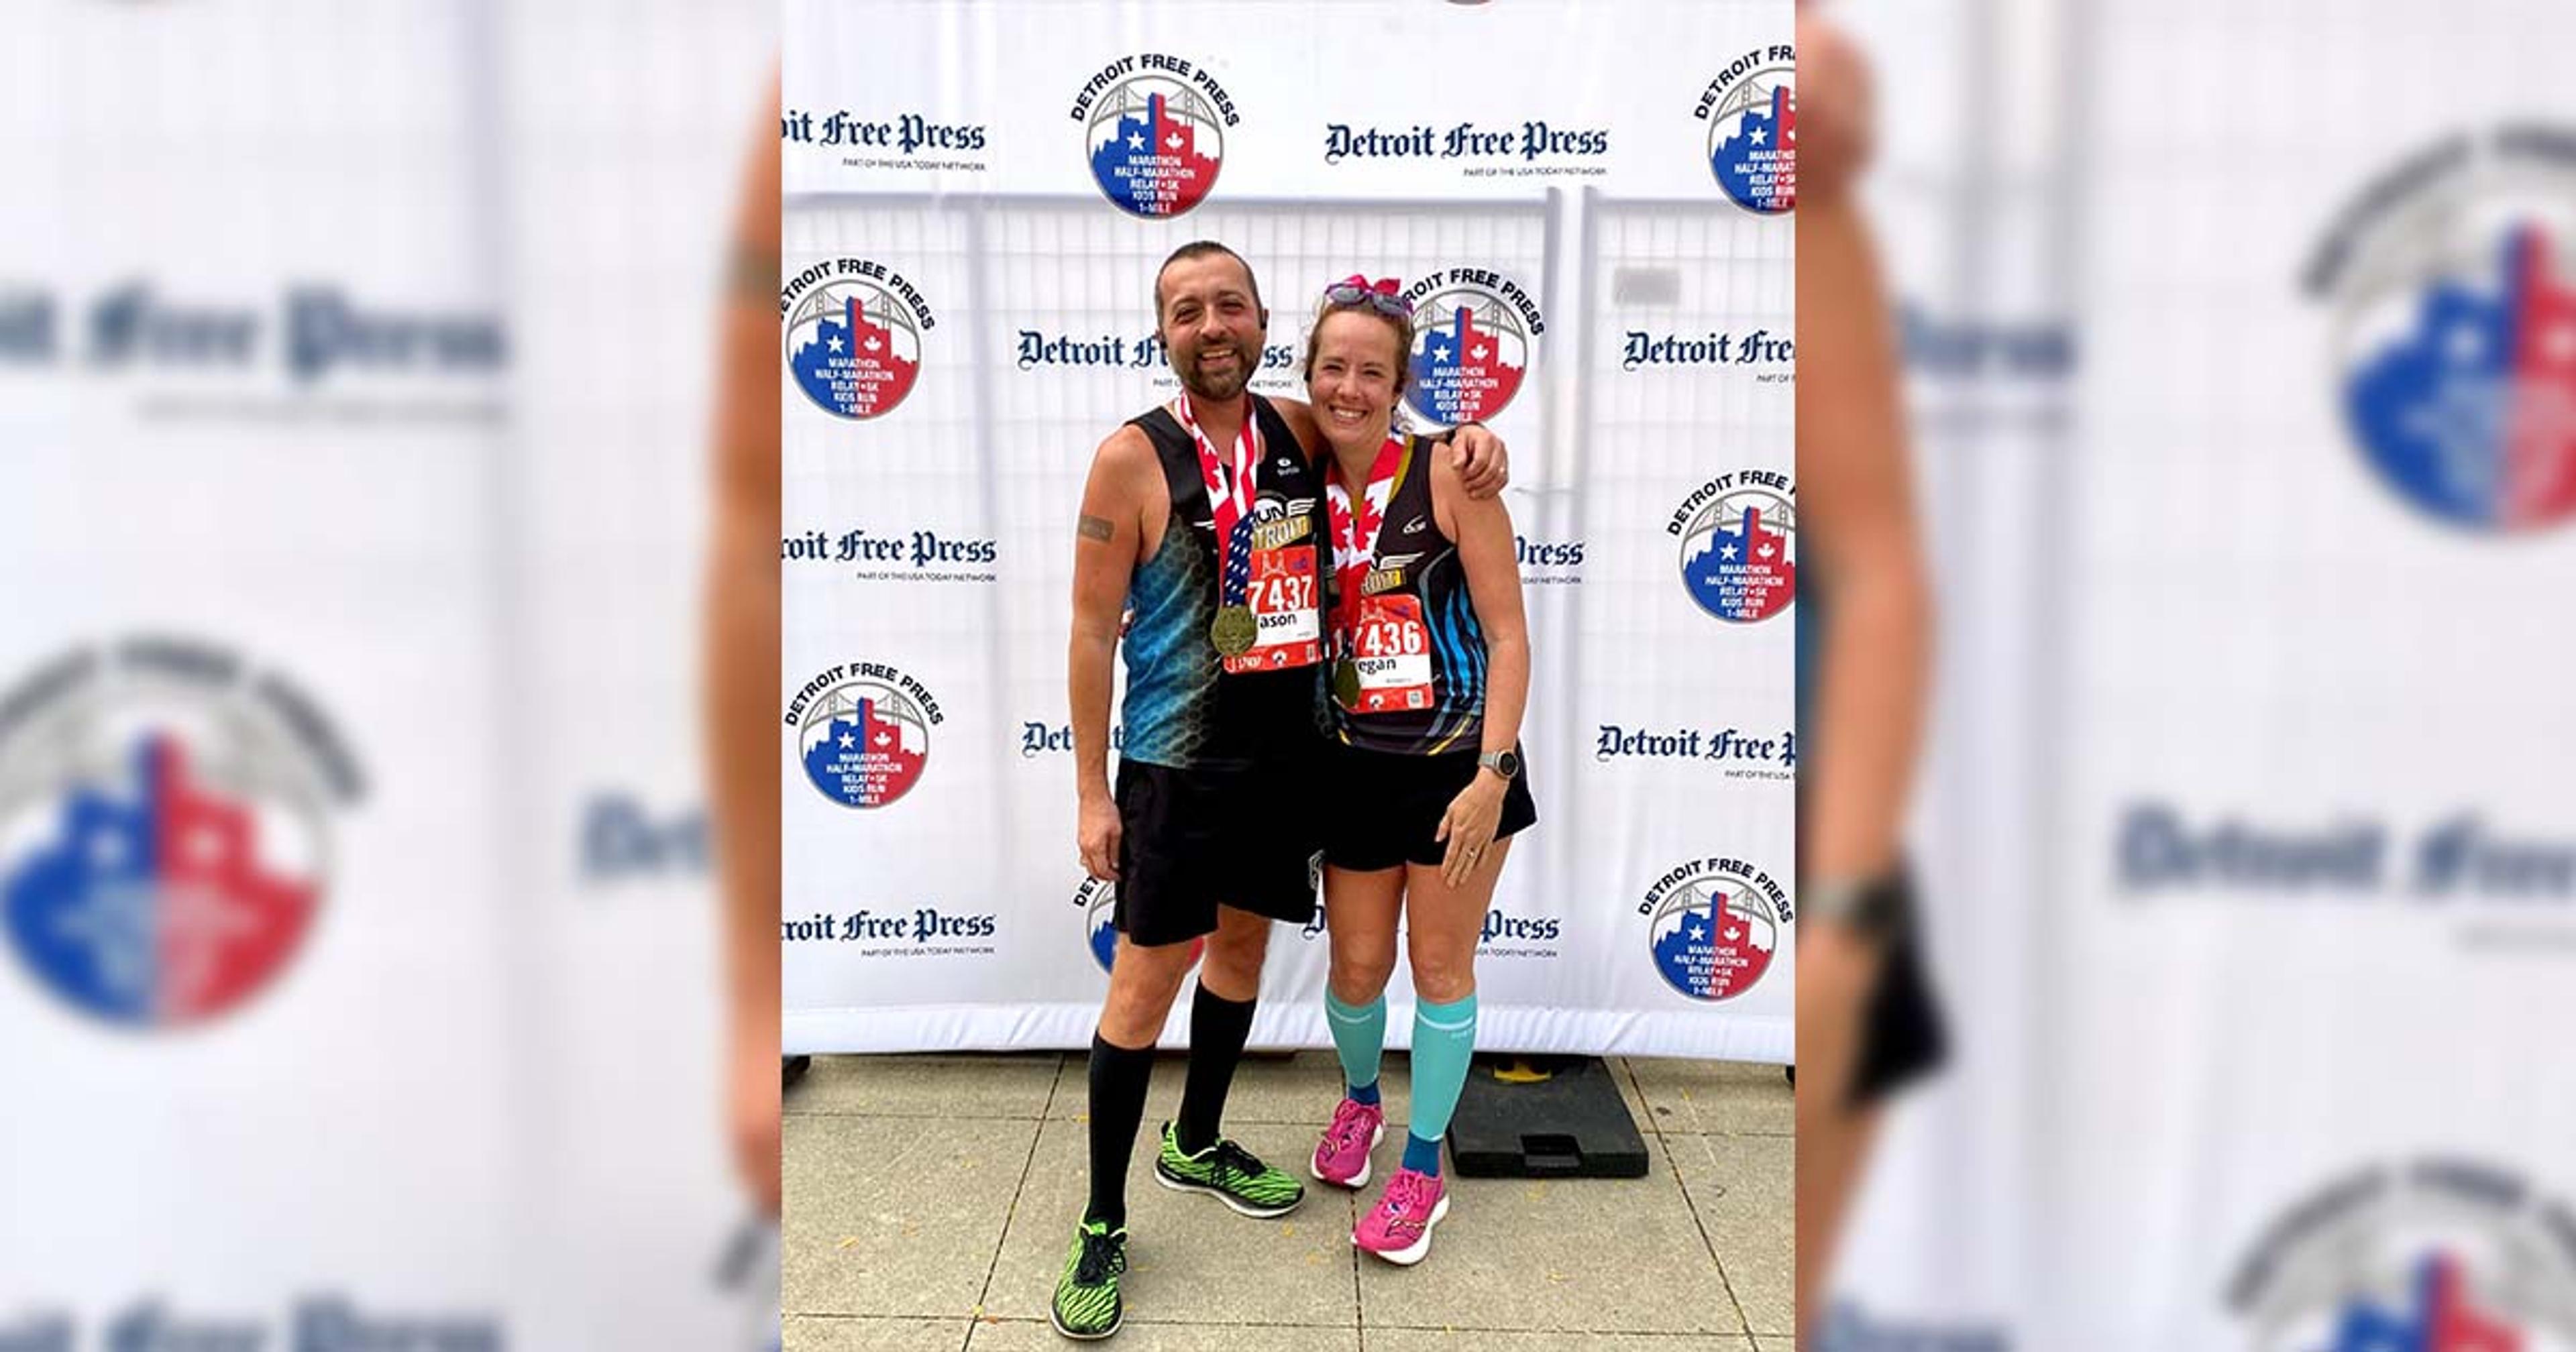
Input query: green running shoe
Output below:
<box><xmin>1050</xmin><ymin>1220</ymin><xmax>1127</xmax><ymax>1341</ymax></box>
<box><xmin>1151</xmin><ymin>1120</ymin><xmax>1305</xmax><ymax>1218</ymax></box>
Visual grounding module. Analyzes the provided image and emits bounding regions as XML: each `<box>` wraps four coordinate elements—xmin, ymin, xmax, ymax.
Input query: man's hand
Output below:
<box><xmin>1448</xmin><ymin>422</ymin><xmax>1510</xmax><ymax>500</ymax></box>
<box><xmin>1079</xmin><ymin>795</ymin><xmax>1122</xmax><ymax>881</ymax></box>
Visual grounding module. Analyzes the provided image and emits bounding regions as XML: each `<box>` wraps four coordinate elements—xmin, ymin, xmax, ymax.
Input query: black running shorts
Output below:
<box><xmin>1320</xmin><ymin>742</ymin><xmax>1538</xmax><ymax>873</ymax></box>
<box><xmin>1112</xmin><ymin>756</ymin><xmax>1322</xmax><ymax>947</ymax></box>
<box><xmin>1848</xmin><ymin>864</ymin><xmax>1949</xmax><ymax>1107</ymax></box>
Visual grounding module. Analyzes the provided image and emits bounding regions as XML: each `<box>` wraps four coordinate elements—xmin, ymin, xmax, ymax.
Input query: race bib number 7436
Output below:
<box><xmin>1344</xmin><ymin>593</ymin><xmax>1434</xmax><ymax>711</ymax></box>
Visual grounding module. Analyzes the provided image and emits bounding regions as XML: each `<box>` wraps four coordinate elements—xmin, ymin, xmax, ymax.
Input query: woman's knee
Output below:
<box><xmin>1407</xmin><ymin>952</ymin><xmax>1477</xmax><ymax>1004</ymax></box>
<box><xmin>1328</xmin><ymin>949</ymin><xmax>1397</xmax><ymax>1002</ymax></box>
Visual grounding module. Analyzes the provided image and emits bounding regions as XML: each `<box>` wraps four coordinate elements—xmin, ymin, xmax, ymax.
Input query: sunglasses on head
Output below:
<box><xmin>1323</xmin><ymin>274</ymin><xmax>1411</xmax><ymax>320</ymax></box>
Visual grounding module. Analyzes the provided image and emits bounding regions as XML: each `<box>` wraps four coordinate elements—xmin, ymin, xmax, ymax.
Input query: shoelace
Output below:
<box><xmin>1328</xmin><ymin>1103</ymin><xmax>1375</xmax><ymax>1151</ymax></box>
<box><xmin>1205</xmin><ymin>1139</ymin><xmax>1268</xmax><ymax>1185</ymax></box>
<box><xmin>1073</xmin><ymin>1229</ymin><xmax>1127</xmax><ymax>1286</ymax></box>
<box><xmin>1381</xmin><ymin>1172</ymin><xmax>1426</xmax><ymax>1221</ymax></box>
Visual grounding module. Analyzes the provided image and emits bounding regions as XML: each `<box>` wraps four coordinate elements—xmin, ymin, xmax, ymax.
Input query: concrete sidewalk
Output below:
<box><xmin>782</xmin><ymin>1051</ymin><xmax>1792</xmax><ymax>1351</ymax></box>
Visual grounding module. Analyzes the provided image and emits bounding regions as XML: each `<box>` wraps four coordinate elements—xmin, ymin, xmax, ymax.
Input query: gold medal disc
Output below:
<box><xmin>1212</xmin><ymin>604</ymin><xmax>1258</xmax><ymax>657</ymax></box>
<box><xmin>1332</xmin><ymin>657</ymin><xmax>1362</xmax><ymax>709</ymax></box>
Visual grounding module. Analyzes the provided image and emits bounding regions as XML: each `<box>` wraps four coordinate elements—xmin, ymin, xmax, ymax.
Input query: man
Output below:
<box><xmin>1054</xmin><ymin>241</ymin><xmax>1505</xmax><ymax>1340</ymax></box>
<box><xmin>708</xmin><ymin>78</ymin><xmax>784</xmax><ymax>1228</ymax></box>
<box><xmin>1794</xmin><ymin>6</ymin><xmax>1948</xmax><ymax>1345</ymax></box>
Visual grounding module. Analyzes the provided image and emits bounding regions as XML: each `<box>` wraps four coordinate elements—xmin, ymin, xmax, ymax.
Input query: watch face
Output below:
<box><xmin>1492</xmin><ymin>750</ymin><xmax>1521</xmax><ymax>779</ymax></box>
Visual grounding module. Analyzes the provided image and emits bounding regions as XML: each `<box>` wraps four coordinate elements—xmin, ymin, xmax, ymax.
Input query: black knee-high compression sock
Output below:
<box><xmin>1085</xmin><ymin>1033</ymin><xmax>1156</xmax><ymax>1229</ymax></box>
<box><xmin>1174</xmin><ymin>982</ymin><xmax>1257</xmax><ymax>1156</ymax></box>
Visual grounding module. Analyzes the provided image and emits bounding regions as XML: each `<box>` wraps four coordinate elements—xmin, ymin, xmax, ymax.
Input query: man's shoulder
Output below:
<box><xmin>1091</xmin><ymin>422</ymin><xmax>1163</xmax><ymax>490</ymax></box>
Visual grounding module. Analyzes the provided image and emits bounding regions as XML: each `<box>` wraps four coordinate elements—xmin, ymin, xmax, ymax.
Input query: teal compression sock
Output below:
<box><xmin>1324</xmin><ymin>990</ymin><xmax>1387</xmax><ymax>1103</ymax></box>
<box><xmin>1403</xmin><ymin>991</ymin><xmax>1478</xmax><ymax>1176</ymax></box>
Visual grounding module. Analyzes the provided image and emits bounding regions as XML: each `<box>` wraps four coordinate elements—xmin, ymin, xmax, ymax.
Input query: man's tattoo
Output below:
<box><xmin>1077</xmin><ymin>514</ymin><xmax>1116</xmax><ymax>543</ymax></box>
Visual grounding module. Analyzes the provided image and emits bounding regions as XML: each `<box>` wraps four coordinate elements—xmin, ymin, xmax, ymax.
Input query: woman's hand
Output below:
<box><xmin>1434</xmin><ymin>771</ymin><xmax>1509</xmax><ymax>887</ymax></box>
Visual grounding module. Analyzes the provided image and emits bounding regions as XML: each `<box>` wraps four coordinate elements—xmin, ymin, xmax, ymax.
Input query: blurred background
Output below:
<box><xmin>0</xmin><ymin>1</ymin><xmax>775</xmax><ymax>1348</ymax></box>
<box><xmin>6</xmin><ymin>1</ymin><xmax>2574</xmax><ymax>1349</ymax></box>
<box><xmin>1827</xmin><ymin>0</ymin><xmax>2576</xmax><ymax>1347</ymax></box>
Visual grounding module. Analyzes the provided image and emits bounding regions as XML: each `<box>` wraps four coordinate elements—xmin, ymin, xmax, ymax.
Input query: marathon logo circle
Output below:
<box><xmin>784</xmin><ymin>662</ymin><xmax>943</xmax><ymax>809</ymax></box>
<box><xmin>2306</xmin><ymin>126</ymin><xmax>2576</xmax><ymax>532</ymax></box>
<box><xmin>1638</xmin><ymin>857</ymin><xmax>1791</xmax><ymax>1003</ymax></box>
<box><xmin>1072</xmin><ymin>54</ymin><xmax>1237</xmax><ymax>219</ymax></box>
<box><xmin>1077</xmin><ymin>877</ymin><xmax>1119</xmax><ymax>973</ymax></box>
<box><xmin>1697</xmin><ymin>46</ymin><xmax>1796</xmax><ymax>215</ymax></box>
<box><xmin>1670</xmin><ymin>469</ymin><xmax>1795</xmax><ymax>623</ymax></box>
<box><xmin>780</xmin><ymin>258</ymin><xmax>934</xmax><ymax>420</ymax></box>
<box><xmin>2224</xmin><ymin>1156</ymin><xmax>2576</xmax><ymax>1348</ymax></box>
<box><xmin>1075</xmin><ymin>875</ymin><xmax>1200</xmax><ymax>972</ymax></box>
<box><xmin>0</xmin><ymin>636</ymin><xmax>363</xmax><ymax>1029</ymax></box>
<box><xmin>1397</xmin><ymin>268</ymin><xmax>1544</xmax><ymax>428</ymax></box>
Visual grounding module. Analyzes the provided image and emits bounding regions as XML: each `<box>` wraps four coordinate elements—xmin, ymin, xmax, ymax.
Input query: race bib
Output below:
<box><xmin>1341</xmin><ymin>593</ymin><xmax>1435</xmax><ymax>711</ymax></box>
<box><xmin>1224</xmin><ymin>545</ymin><xmax>1322</xmax><ymax>674</ymax></box>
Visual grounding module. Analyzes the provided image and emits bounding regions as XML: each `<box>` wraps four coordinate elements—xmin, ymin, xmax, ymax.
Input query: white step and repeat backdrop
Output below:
<box><xmin>780</xmin><ymin>0</ymin><xmax>1799</xmax><ymax>1060</ymax></box>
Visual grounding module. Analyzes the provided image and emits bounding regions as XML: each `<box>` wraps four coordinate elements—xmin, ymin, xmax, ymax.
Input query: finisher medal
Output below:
<box><xmin>1212</xmin><ymin>604</ymin><xmax>1258</xmax><ymax>657</ymax></box>
<box><xmin>1333</xmin><ymin>657</ymin><xmax>1362</xmax><ymax>709</ymax></box>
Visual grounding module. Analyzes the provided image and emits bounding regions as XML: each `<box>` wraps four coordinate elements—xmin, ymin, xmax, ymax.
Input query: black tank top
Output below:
<box><xmin>1326</xmin><ymin>433</ymin><xmax>1490</xmax><ymax>756</ymax></box>
<box><xmin>1116</xmin><ymin>393</ymin><xmax>1330</xmax><ymax>771</ymax></box>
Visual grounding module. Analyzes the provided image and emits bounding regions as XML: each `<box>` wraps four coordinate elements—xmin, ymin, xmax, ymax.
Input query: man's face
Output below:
<box><xmin>1156</xmin><ymin>253</ymin><xmax>1265</xmax><ymax>402</ymax></box>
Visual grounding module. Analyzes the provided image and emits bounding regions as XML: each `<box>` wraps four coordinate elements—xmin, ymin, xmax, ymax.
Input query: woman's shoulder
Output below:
<box><xmin>1417</xmin><ymin>432</ymin><xmax>1464</xmax><ymax>490</ymax></box>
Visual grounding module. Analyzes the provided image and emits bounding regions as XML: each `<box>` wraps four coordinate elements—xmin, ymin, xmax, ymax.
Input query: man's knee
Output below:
<box><xmin>1101</xmin><ymin>941</ymin><xmax>1193</xmax><ymax>1039</ymax></box>
<box><xmin>1194</xmin><ymin>911</ymin><xmax>1269</xmax><ymax>995</ymax></box>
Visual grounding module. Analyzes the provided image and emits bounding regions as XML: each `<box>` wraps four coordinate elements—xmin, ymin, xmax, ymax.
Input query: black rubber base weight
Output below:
<box><xmin>1444</xmin><ymin>1053</ymin><xmax>1650</xmax><ymax>1179</ymax></box>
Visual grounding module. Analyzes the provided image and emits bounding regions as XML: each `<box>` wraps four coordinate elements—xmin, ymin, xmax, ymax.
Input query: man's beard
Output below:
<box><xmin>1173</xmin><ymin>341</ymin><xmax>1254</xmax><ymax>402</ymax></box>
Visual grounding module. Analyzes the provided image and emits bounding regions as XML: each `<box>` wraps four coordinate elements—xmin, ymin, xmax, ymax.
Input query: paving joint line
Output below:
<box><xmin>1636</xmin><ymin>1061</ymin><xmax>1759</xmax><ymax>1343</ymax></box>
<box><xmin>1348</xmin><ymin>1171</ymin><xmax>1368</xmax><ymax>1352</ymax></box>
<box><xmin>962</xmin><ymin>1052</ymin><xmax>1065</xmax><ymax>1351</ymax></box>
<box><xmin>1627</xmin><ymin>1059</ymin><xmax>1762</xmax><ymax>1343</ymax></box>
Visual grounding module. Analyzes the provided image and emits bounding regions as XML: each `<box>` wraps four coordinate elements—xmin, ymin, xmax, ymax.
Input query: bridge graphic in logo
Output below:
<box><xmin>1087</xmin><ymin>78</ymin><xmax>1224</xmax><ymax>219</ymax></box>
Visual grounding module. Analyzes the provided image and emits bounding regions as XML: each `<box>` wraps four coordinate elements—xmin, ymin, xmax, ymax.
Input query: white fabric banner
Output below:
<box><xmin>0</xmin><ymin>1</ymin><xmax>776</xmax><ymax>1347</ymax></box>
<box><xmin>780</xmin><ymin>0</ymin><xmax>1799</xmax><ymax>1060</ymax></box>
<box><xmin>1829</xmin><ymin>1</ymin><xmax>2576</xmax><ymax>1347</ymax></box>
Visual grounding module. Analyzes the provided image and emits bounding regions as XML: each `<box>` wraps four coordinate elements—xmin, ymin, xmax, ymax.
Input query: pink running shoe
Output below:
<box><xmin>1310</xmin><ymin>1096</ymin><xmax>1385</xmax><ymax>1188</ymax></box>
<box><xmin>1353</xmin><ymin>1167</ymin><xmax>1450</xmax><ymax>1265</ymax></box>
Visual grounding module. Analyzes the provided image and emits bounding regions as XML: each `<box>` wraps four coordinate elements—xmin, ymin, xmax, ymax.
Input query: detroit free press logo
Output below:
<box><xmin>1399</xmin><ymin>268</ymin><xmax>1544</xmax><ymax>429</ymax></box>
<box><xmin>780</xmin><ymin>258</ymin><xmax>933</xmax><ymax>420</ymax></box>
<box><xmin>1699</xmin><ymin>46</ymin><xmax>1796</xmax><ymax>215</ymax></box>
<box><xmin>786</xmin><ymin>663</ymin><xmax>941</xmax><ymax>810</ymax></box>
<box><xmin>1073</xmin><ymin>877</ymin><xmax>1205</xmax><ymax>974</ymax></box>
<box><xmin>2224</xmin><ymin>1156</ymin><xmax>2576</xmax><ymax>1349</ymax></box>
<box><xmin>1073</xmin><ymin>53</ymin><xmax>1238</xmax><ymax>219</ymax></box>
<box><xmin>1670</xmin><ymin>469</ymin><xmax>1795</xmax><ymax>623</ymax></box>
<box><xmin>2308</xmin><ymin>126</ymin><xmax>2576</xmax><ymax>531</ymax></box>
<box><xmin>1640</xmin><ymin>856</ymin><xmax>1791</xmax><ymax>1002</ymax></box>
<box><xmin>1</xmin><ymin>637</ymin><xmax>362</xmax><ymax>1028</ymax></box>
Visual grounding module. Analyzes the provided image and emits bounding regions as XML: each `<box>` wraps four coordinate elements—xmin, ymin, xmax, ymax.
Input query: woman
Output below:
<box><xmin>1297</xmin><ymin>276</ymin><xmax>1536</xmax><ymax>1265</ymax></box>
<box><xmin>1794</xmin><ymin>9</ymin><xmax>1948</xmax><ymax>1342</ymax></box>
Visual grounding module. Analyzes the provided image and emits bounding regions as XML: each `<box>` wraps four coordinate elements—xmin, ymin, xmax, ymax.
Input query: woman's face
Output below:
<box><xmin>1305</xmin><ymin>308</ymin><xmax>1404</xmax><ymax>451</ymax></box>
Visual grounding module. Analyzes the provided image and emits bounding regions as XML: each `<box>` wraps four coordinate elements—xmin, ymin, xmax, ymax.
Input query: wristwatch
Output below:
<box><xmin>1803</xmin><ymin>868</ymin><xmax>1911</xmax><ymax>942</ymax></box>
<box><xmin>1477</xmin><ymin>748</ymin><xmax>1521</xmax><ymax>781</ymax></box>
